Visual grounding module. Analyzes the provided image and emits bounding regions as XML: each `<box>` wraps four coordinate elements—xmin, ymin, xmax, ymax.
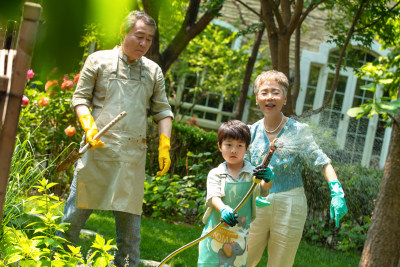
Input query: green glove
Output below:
<box><xmin>255</xmin><ymin>196</ymin><xmax>271</xmax><ymax>208</ymax></box>
<box><xmin>329</xmin><ymin>179</ymin><xmax>348</xmax><ymax>227</ymax></box>
<box><xmin>220</xmin><ymin>205</ymin><xmax>238</xmax><ymax>227</ymax></box>
<box><xmin>253</xmin><ymin>165</ymin><xmax>275</xmax><ymax>183</ymax></box>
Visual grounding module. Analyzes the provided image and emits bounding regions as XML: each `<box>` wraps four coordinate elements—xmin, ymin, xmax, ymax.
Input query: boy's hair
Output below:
<box><xmin>254</xmin><ymin>70</ymin><xmax>289</xmax><ymax>96</ymax></box>
<box><xmin>120</xmin><ymin>10</ymin><xmax>157</xmax><ymax>38</ymax></box>
<box><xmin>217</xmin><ymin>120</ymin><xmax>251</xmax><ymax>147</ymax></box>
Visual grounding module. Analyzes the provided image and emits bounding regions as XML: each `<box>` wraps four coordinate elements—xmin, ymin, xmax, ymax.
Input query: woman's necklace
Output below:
<box><xmin>264</xmin><ymin>112</ymin><xmax>284</xmax><ymax>134</ymax></box>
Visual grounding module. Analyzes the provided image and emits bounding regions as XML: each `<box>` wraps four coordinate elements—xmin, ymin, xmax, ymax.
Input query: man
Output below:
<box><xmin>60</xmin><ymin>11</ymin><xmax>173</xmax><ymax>266</ymax></box>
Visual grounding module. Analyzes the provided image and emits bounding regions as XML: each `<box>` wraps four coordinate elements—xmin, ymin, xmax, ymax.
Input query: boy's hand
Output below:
<box><xmin>253</xmin><ymin>165</ymin><xmax>274</xmax><ymax>183</ymax></box>
<box><xmin>220</xmin><ymin>205</ymin><xmax>238</xmax><ymax>227</ymax></box>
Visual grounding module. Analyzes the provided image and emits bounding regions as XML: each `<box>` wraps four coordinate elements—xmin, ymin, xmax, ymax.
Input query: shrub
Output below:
<box><xmin>302</xmin><ymin>162</ymin><xmax>382</xmax><ymax>251</ymax></box>
<box><xmin>18</xmin><ymin>71</ymin><xmax>81</xmax><ymax>197</ymax></box>
<box><xmin>0</xmin><ymin>178</ymin><xmax>116</xmax><ymax>266</ymax></box>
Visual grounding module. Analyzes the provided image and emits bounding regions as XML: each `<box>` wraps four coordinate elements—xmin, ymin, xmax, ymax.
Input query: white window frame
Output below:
<box><xmin>297</xmin><ymin>41</ymin><xmax>391</xmax><ymax>168</ymax></box>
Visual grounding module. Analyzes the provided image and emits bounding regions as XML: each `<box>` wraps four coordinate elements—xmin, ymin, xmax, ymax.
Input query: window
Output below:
<box><xmin>298</xmin><ymin>41</ymin><xmax>391</xmax><ymax>168</ymax></box>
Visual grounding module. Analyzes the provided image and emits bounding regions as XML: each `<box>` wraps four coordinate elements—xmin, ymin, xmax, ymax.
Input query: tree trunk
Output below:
<box><xmin>359</xmin><ymin>114</ymin><xmax>400</xmax><ymax>267</ymax></box>
<box><xmin>235</xmin><ymin>24</ymin><xmax>264</xmax><ymax>120</ymax></box>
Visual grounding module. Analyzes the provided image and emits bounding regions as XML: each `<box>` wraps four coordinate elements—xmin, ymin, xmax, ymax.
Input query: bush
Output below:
<box><xmin>146</xmin><ymin>121</ymin><xmax>221</xmax><ymax>180</ymax></box>
<box><xmin>1</xmin><ymin>178</ymin><xmax>117</xmax><ymax>266</ymax></box>
<box><xmin>303</xmin><ymin>162</ymin><xmax>382</xmax><ymax>251</ymax></box>
<box><xmin>18</xmin><ymin>70</ymin><xmax>81</xmax><ymax>197</ymax></box>
<box><xmin>144</xmin><ymin>122</ymin><xmax>221</xmax><ymax>224</ymax></box>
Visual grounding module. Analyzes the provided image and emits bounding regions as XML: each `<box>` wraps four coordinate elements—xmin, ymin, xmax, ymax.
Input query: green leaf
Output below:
<box><xmin>359</xmin><ymin>83</ymin><xmax>376</xmax><ymax>92</ymax></box>
<box><xmin>347</xmin><ymin>107</ymin><xmax>365</xmax><ymax>117</ymax></box>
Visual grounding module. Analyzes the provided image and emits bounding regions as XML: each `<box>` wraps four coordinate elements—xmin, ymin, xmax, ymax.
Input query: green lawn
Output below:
<box><xmin>79</xmin><ymin>210</ymin><xmax>361</xmax><ymax>266</ymax></box>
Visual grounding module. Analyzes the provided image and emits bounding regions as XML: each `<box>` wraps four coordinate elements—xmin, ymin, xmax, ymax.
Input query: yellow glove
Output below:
<box><xmin>156</xmin><ymin>133</ymin><xmax>171</xmax><ymax>176</ymax></box>
<box><xmin>79</xmin><ymin>114</ymin><xmax>105</xmax><ymax>149</ymax></box>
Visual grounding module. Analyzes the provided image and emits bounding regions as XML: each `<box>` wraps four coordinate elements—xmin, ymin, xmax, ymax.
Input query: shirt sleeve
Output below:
<box><xmin>205</xmin><ymin>169</ymin><xmax>223</xmax><ymax>207</ymax></box>
<box><xmin>150</xmin><ymin>66</ymin><xmax>173</xmax><ymax>122</ymax></box>
<box><xmin>71</xmin><ymin>54</ymin><xmax>98</xmax><ymax>109</ymax></box>
<box><xmin>300</xmin><ymin>124</ymin><xmax>331</xmax><ymax>171</ymax></box>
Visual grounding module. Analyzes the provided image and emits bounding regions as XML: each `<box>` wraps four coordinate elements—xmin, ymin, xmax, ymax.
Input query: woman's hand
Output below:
<box><xmin>329</xmin><ymin>179</ymin><xmax>348</xmax><ymax>227</ymax></box>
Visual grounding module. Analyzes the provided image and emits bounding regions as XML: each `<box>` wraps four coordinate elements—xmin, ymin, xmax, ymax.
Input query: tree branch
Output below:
<box><xmin>160</xmin><ymin>0</ymin><xmax>224</xmax><ymax>73</ymax></box>
<box><xmin>233</xmin><ymin>0</ymin><xmax>262</xmax><ymax>18</ymax></box>
<box><xmin>295</xmin><ymin>0</ymin><xmax>368</xmax><ymax>119</ymax></box>
<box><xmin>287</xmin><ymin>0</ymin><xmax>303</xmax><ymax>35</ymax></box>
<box><xmin>354</xmin><ymin>2</ymin><xmax>400</xmax><ymax>33</ymax></box>
<box><xmin>267</xmin><ymin>0</ymin><xmax>285</xmax><ymax>30</ymax></box>
<box><xmin>232</xmin><ymin>0</ymin><xmax>248</xmax><ymax>26</ymax></box>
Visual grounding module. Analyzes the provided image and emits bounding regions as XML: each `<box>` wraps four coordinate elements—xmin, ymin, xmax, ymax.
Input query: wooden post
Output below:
<box><xmin>0</xmin><ymin>2</ymin><xmax>42</xmax><ymax>228</ymax></box>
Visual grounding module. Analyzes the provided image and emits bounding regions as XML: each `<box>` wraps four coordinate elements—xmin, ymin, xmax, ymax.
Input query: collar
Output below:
<box><xmin>115</xmin><ymin>46</ymin><xmax>141</xmax><ymax>66</ymax></box>
<box><xmin>215</xmin><ymin>160</ymin><xmax>254</xmax><ymax>176</ymax></box>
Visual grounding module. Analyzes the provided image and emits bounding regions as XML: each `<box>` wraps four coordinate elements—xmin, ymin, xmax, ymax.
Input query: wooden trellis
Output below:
<box><xmin>0</xmin><ymin>2</ymin><xmax>42</xmax><ymax>228</ymax></box>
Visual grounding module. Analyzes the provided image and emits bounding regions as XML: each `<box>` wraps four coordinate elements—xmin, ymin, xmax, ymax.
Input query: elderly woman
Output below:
<box><xmin>245</xmin><ymin>70</ymin><xmax>347</xmax><ymax>267</ymax></box>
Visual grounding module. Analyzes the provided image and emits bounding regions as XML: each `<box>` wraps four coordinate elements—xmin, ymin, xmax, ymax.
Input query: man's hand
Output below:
<box><xmin>79</xmin><ymin>114</ymin><xmax>105</xmax><ymax>149</ymax></box>
<box><xmin>156</xmin><ymin>133</ymin><xmax>171</xmax><ymax>176</ymax></box>
<box><xmin>220</xmin><ymin>205</ymin><xmax>238</xmax><ymax>227</ymax></box>
<box><xmin>329</xmin><ymin>179</ymin><xmax>348</xmax><ymax>227</ymax></box>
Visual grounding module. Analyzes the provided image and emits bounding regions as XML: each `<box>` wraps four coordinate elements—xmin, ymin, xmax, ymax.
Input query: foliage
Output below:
<box><xmin>79</xmin><ymin>23</ymin><xmax>104</xmax><ymax>69</ymax></box>
<box><xmin>303</xmin><ymin>162</ymin><xmax>382</xmax><ymax>252</ymax></box>
<box><xmin>144</xmin><ymin>122</ymin><xmax>220</xmax><ymax>224</ymax></box>
<box><xmin>0</xmin><ymin>179</ymin><xmax>116</xmax><ymax>266</ymax></box>
<box><xmin>143</xmin><ymin>174</ymin><xmax>206</xmax><ymax>224</ymax></box>
<box><xmin>146</xmin><ymin>121</ymin><xmax>221</xmax><ymax>178</ymax></box>
<box><xmin>157</xmin><ymin>0</ymin><xmax>189</xmax><ymax>49</ymax></box>
<box><xmin>3</xmin><ymin>135</ymin><xmax>50</xmax><ymax>229</ymax></box>
<box><xmin>18</xmin><ymin>71</ymin><xmax>82</xmax><ymax>196</ymax></box>
<box><xmin>346</xmin><ymin>11</ymin><xmax>400</xmax><ymax>123</ymax></box>
<box><xmin>166</xmin><ymin>23</ymin><xmax>267</xmax><ymax>105</ymax></box>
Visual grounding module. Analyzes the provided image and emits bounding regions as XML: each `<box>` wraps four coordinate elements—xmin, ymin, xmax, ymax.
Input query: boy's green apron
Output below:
<box><xmin>198</xmin><ymin>181</ymin><xmax>252</xmax><ymax>267</ymax></box>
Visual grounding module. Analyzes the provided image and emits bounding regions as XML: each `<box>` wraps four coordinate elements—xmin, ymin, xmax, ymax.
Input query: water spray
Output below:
<box><xmin>157</xmin><ymin>139</ymin><xmax>278</xmax><ymax>267</ymax></box>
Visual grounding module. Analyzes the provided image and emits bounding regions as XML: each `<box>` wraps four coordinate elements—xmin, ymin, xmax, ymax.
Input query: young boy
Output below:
<box><xmin>198</xmin><ymin>120</ymin><xmax>273</xmax><ymax>267</ymax></box>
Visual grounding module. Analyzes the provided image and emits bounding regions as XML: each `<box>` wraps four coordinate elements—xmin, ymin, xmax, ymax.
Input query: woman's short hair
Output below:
<box><xmin>254</xmin><ymin>70</ymin><xmax>289</xmax><ymax>96</ymax></box>
<box><xmin>217</xmin><ymin>120</ymin><xmax>251</xmax><ymax>147</ymax></box>
<box><xmin>120</xmin><ymin>11</ymin><xmax>157</xmax><ymax>38</ymax></box>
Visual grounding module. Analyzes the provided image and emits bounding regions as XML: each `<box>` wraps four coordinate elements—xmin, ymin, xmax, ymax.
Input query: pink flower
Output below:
<box><xmin>61</xmin><ymin>80</ymin><xmax>74</xmax><ymax>90</ymax></box>
<box><xmin>73</xmin><ymin>73</ymin><xmax>80</xmax><ymax>84</ymax></box>
<box><xmin>21</xmin><ymin>95</ymin><xmax>29</xmax><ymax>106</ymax></box>
<box><xmin>39</xmin><ymin>97</ymin><xmax>50</xmax><ymax>107</ymax></box>
<box><xmin>26</xmin><ymin>69</ymin><xmax>34</xmax><ymax>81</ymax></box>
<box><xmin>64</xmin><ymin>125</ymin><xmax>76</xmax><ymax>136</ymax></box>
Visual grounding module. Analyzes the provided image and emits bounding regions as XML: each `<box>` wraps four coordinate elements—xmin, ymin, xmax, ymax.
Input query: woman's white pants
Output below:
<box><xmin>247</xmin><ymin>187</ymin><xmax>307</xmax><ymax>267</ymax></box>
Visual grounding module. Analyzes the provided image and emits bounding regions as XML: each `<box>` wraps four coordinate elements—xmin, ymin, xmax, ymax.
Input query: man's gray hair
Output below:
<box><xmin>120</xmin><ymin>10</ymin><xmax>157</xmax><ymax>37</ymax></box>
<box><xmin>254</xmin><ymin>70</ymin><xmax>289</xmax><ymax>96</ymax></box>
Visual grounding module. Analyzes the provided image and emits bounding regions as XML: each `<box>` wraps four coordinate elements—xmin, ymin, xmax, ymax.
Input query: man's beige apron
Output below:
<box><xmin>75</xmin><ymin>50</ymin><xmax>147</xmax><ymax>215</ymax></box>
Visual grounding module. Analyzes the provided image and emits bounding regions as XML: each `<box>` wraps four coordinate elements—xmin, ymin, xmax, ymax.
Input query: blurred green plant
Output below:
<box><xmin>2</xmin><ymin>135</ymin><xmax>50</xmax><ymax>229</ymax></box>
<box><xmin>0</xmin><ymin>178</ymin><xmax>116</xmax><ymax>266</ymax></box>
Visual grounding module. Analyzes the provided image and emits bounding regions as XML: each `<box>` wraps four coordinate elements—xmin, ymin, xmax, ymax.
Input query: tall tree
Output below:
<box><xmin>142</xmin><ymin>0</ymin><xmax>225</xmax><ymax>74</ymax></box>
<box><xmin>347</xmin><ymin>11</ymin><xmax>400</xmax><ymax>265</ymax></box>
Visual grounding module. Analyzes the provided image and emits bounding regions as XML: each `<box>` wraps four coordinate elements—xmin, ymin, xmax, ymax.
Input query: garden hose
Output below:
<box><xmin>157</xmin><ymin>139</ymin><xmax>278</xmax><ymax>267</ymax></box>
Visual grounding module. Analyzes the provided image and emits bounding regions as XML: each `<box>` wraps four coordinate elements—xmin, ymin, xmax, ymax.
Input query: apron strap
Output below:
<box><xmin>111</xmin><ymin>48</ymin><xmax>144</xmax><ymax>81</ymax></box>
<box><xmin>111</xmin><ymin>48</ymin><xmax>119</xmax><ymax>79</ymax></box>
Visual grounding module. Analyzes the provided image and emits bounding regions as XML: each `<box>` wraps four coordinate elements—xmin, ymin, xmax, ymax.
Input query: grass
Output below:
<box><xmin>79</xmin><ymin>210</ymin><xmax>361</xmax><ymax>267</ymax></box>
